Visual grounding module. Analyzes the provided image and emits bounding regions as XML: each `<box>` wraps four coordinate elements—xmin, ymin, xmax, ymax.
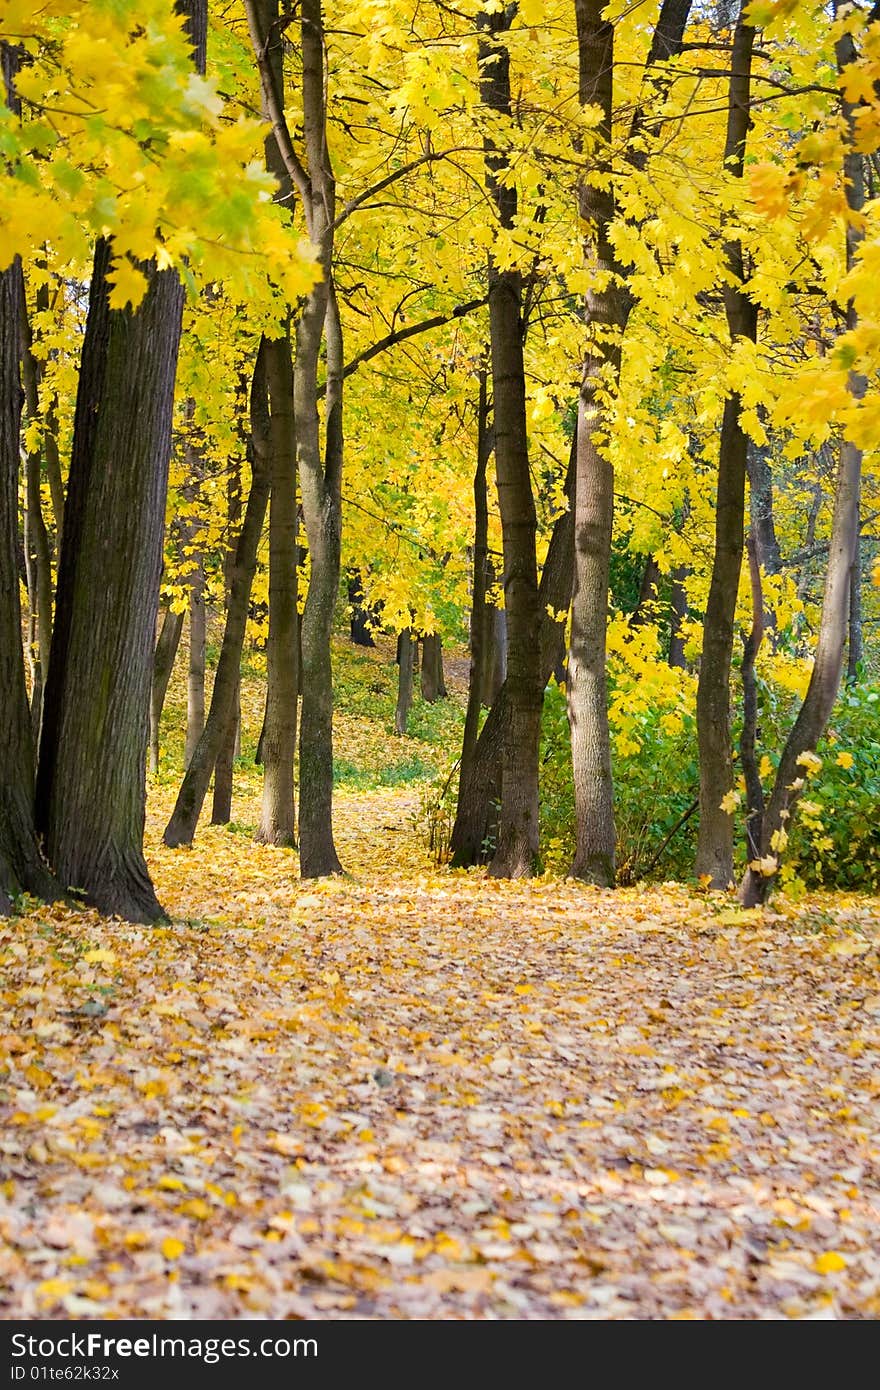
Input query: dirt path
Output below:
<box><xmin>1</xmin><ymin>784</ymin><xmax>879</xmax><ymax>1319</ymax></box>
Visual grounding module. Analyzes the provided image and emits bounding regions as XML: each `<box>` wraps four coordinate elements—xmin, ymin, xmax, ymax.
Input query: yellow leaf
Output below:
<box><xmin>158</xmin><ymin>1175</ymin><xmax>186</xmax><ymax>1191</ymax></box>
<box><xmin>813</xmin><ymin>1251</ymin><xmax>847</xmax><ymax>1274</ymax></box>
<box><xmin>836</xmin><ymin>751</ymin><xmax>854</xmax><ymax>769</ymax></box>
<box><xmin>160</xmin><ymin>1236</ymin><xmax>186</xmax><ymax>1261</ymax></box>
<box><xmin>83</xmin><ymin>949</ymin><xmax>116</xmax><ymax>965</ymax></box>
<box><xmin>107</xmin><ymin>258</ymin><xmax>149</xmax><ymax>312</ymax></box>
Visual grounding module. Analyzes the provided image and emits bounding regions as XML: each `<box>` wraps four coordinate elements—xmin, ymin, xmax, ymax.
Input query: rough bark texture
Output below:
<box><xmin>740</xmin><ymin>19</ymin><xmax>864</xmax><ymax>905</ymax></box>
<box><xmin>450</xmin><ymin>443</ymin><xmax>575</xmax><ymax>867</ymax></box>
<box><xmin>149</xmin><ymin>604</ymin><xmax>184</xmax><ymax>775</ymax></box>
<box><xmin>479</xmin><ymin>7</ymin><xmax>542</xmax><ymax>878</ymax></box>
<box><xmin>0</xmin><ymin>248</ymin><xmax>57</xmax><ymax>913</ymax></box>
<box><xmin>568</xmin><ymin>0</ymin><xmax>621</xmax><ymax>886</ymax></box>
<box><xmin>460</xmin><ymin>376</ymin><xmax>493</xmax><ymax>786</ymax></box>
<box><xmin>33</xmin><ymin>1</ymin><xmax>206</xmax><ymax>922</ymax></box>
<box><xmin>668</xmin><ymin>565</ymin><xmax>689</xmax><ymax>668</ymax></box>
<box><xmin>257</xmin><ymin>332</ymin><xmax>298</xmax><ymax>845</ymax></box>
<box><xmin>694</xmin><ymin>14</ymin><xmax>757</xmax><ymax>888</ymax></box>
<box><xmin>185</xmin><ymin>574</ymin><xmax>206</xmax><ymax>768</ymax></box>
<box><xmin>395</xmin><ymin>630</ymin><xmax>415</xmax><ymax>735</ymax></box>
<box><xmin>420</xmin><ymin>634</ymin><xmax>446</xmax><ymax>703</ymax></box>
<box><xmin>163</xmin><ymin>349</ymin><xmax>271</xmax><ymax>847</ymax></box>
<box><xmin>210</xmin><ymin>667</ymin><xmax>239</xmax><ymax>825</ymax></box>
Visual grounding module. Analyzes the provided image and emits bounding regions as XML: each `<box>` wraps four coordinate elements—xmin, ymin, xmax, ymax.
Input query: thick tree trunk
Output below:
<box><xmin>695</xmin><ymin>15</ymin><xmax>757</xmax><ymax>888</ymax></box>
<box><xmin>740</xmin><ymin>18</ymin><xmax>864</xmax><ymax>905</ymax></box>
<box><xmin>185</xmin><ymin>571</ymin><xmax>206</xmax><ymax>767</ymax></box>
<box><xmin>568</xmin><ymin>0</ymin><xmax>623</xmax><ymax>886</ymax></box>
<box><xmin>149</xmin><ymin>603</ymin><xmax>184</xmax><ymax>774</ymax></box>
<box><xmin>33</xmin><ymin>1</ymin><xmax>206</xmax><ymax>922</ymax></box>
<box><xmin>163</xmin><ymin>346</ymin><xmax>271</xmax><ymax>847</ymax></box>
<box><xmin>450</xmin><ymin>441</ymin><xmax>575</xmax><ymax>867</ymax></box>
<box><xmin>0</xmin><ymin>249</ymin><xmax>57</xmax><ymax>913</ymax></box>
<box><xmin>479</xmin><ymin>9</ymin><xmax>542</xmax><ymax>879</ymax></box>
<box><xmin>257</xmin><ymin>332</ymin><xmax>298</xmax><ymax>845</ymax></box>
<box><xmin>211</xmin><ymin>668</ymin><xmax>239</xmax><ymax>825</ymax></box>
<box><xmin>420</xmin><ymin>634</ymin><xmax>446</xmax><ymax>703</ymax></box>
<box><xmin>395</xmin><ymin>629</ymin><xmax>415</xmax><ymax>735</ymax></box>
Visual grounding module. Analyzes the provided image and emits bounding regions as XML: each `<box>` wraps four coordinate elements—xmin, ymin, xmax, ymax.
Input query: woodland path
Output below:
<box><xmin>1</xmin><ymin>782</ymin><xmax>879</xmax><ymax>1320</ymax></box>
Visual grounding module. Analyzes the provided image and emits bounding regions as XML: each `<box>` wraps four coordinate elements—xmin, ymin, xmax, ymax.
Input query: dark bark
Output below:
<box><xmin>149</xmin><ymin>603</ymin><xmax>184</xmax><ymax>775</ymax></box>
<box><xmin>740</xmin><ymin>17</ymin><xmax>864</xmax><ymax>905</ymax></box>
<box><xmin>33</xmin><ymin>0</ymin><xmax>206</xmax><ymax>922</ymax></box>
<box><xmin>630</xmin><ymin>555</ymin><xmax>661</xmax><ymax>627</ymax></box>
<box><xmin>460</xmin><ymin>372</ymin><xmax>493</xmax><ymax>784</ymax></box>
<box><xmin>394</xmin><ymin>629</ymin><xmax>415</xmax><ymax>735</ymax></box>
<box><xmin>739</xmin><ymin>533</ymin><xmax>765</xmax><ymax>865</ymax></box>
<box><xmin>348</xmin><ymin>571</ymin><xmax>375</xmax><ymax>646</ymax></box>
<box><xmin>695</xmin><ymin>14</ymin><xmax>757</xmax><ymax>888</ymax></box>
<box><xmin>257</xmin><ymin>331</ymin><xmax>298</xmax><ymax>845</ymax></box>
<box><xmin>420</xmin><ymin>634</ymin><xmax>446</xmax><ymax>702</ymax></box>
<box><xmin>251</xmin><ymin>0</ymin><xmax>299</xmax><ymax>848</ymax></box>
<box><xmin>185</xmin><ymin>571</ymin><xmax>206</xmax><ymax>767</ymax></box>
<box><xmin>450</xmin><ymin>440</ymin><xmax>575</xmax><ymax>867</ymax></box>
<box><xmin>668</xmin><ymin>566</ymin><xmax>689</xmax><ymax>668</ymax></box>
<box><xmin>211</xmin><ymin>667</ymin><xmax>239</xmax><ymax>825</ymax></box>
<box><xmin>0</xmin><ymin>248</ymin><xmax>57</xmax><ymax>912</ymax></box>
<box><xmin>479</xmin><ymin>7</ymin><xmax>542</xmax><ymax>878</ymax></box>
<box><xmin>163</xmin><ymin>346</ymin><xmax>271</xmax><ymax>847</ymax></box>
<box><xmin>19</xmin><ymin>278</ymin><xmax>53</xmax><ymax>732</ymax></box>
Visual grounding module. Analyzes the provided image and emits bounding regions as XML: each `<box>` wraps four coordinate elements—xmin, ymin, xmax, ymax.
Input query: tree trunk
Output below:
<box><xmin>163</xmin><ymin>344</ymin><xmax>271</xmax><ymax>847</ymax></box>
<box><xmin>257</xmin><ymin>331</ymin><xmax>298</xmax><ymax>845</ymax></box>
<box><xmin>185</xmin><ymin>570</ymin><xmax>205</xmax><ymax>767</ymax></box>
<box><xmin>846</xmin><ymin>501</ymin><xmax>862</xmax><ymax>684</ymax></box>
<box><xmin>739</xmin><ymin>532</ymin><xmax>765</xmax><ymax>865</ymax></box>
<box><xmin>479</xmin><ymin>8</ymin><xmax>542</xmax><ymax>879</ymax></box>
<box><xmin>482</xmin><ymin>570</ymin><xmax>507</xmax><ymax>706</ymax></box>
<box><xmin>567</xmin><ymin>0</ymin><xmax>623</xmax><ymax>887</ymax></box>
<box><xmin>0</xmin><ymin>245</ymin><xmax>57</xmax><ymax>912</ymax></box>
<box><xmin>395</xmin><ymin>629</ymin><xmax>415</xmax><ymax>735</ymax></box>
<box><xmin>460</xmin><ymin>372</ymin><xmax>493</xmax><ymax>781</ymax></box>
<box><xmin>668</xmin><ymin>565</ymin><xmax>689</xmax><ymax>668</ymax></box>
<box><xmin>630</xmin><ymin>555</ymin><xmax>661</xmax><ymax>627</ymax></box>
<box><xmin>149</xmin><ymin>603</ymin><xmax>184</xmax><ymax>775</ymax></box>
<box><xmin>694</xmin><ymin>14</ymin><xmax>757</xmax><ymax>888</ymax></box>
<box><xmin>33</xmin><ymin>1</ymin><xmax>206</xmax><ymax>922</ymax></box>
<box><xmin>740</xmin><ymin>16</ymin><xmax>864</xmax><ymax>906</ymax></box>
<box><xmin>450</xmin><ymin>439</ymin><xmax>575</xmax><ymax>867</ymax></box>
<box><xmin>420</xmin><ymin>633</ymin><xmax>446</xmax><ymax>702</ymax></box>
<box><xmin>19</xmin><ymin>280</ymin><xmax>53</xmax><ymax>733</ymax></box>
<box><xmin>348</xmin><ymin>571</ymin><xmax>375</xmax><ymax>646</ymax></box>
<box><xmin>211</xmin><ymin>668</ymin><xmax>239</xmax><ymax>825</ymax></box>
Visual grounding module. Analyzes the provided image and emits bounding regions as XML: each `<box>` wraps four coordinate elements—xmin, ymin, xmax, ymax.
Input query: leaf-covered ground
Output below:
<box><xmin>2</xmin><ymin>642</ymin><xmax>879</xmax><ymax>1319</ymax></box>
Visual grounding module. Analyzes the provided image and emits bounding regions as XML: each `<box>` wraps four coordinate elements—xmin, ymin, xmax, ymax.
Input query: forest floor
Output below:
<box><xmin>2</xmin><ymin>636</ymin><xmax>880</xmax><ymax>1319</ymax></box>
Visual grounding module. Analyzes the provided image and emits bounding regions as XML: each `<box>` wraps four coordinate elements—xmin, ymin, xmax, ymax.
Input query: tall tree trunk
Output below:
<box><xmin>568</xmin><ymin>0</ymin><xmax>623</xmax><ymax>886</ymax></box>
<box><xmin>149</xmin><ymin>603</ymin><xmax>184</xmax><ymax>774</ymax></box>
<box><xmin>739</xmin><ymin>532</ymin><xmax>765</xmax><ymax>865</ymax></box>
<box><xmin>740</xmin><ymin>15</ymin><xmax>864</xmax><ymax>906</ymax></box>
<box><xmin>163</xmin><ymin>345</ymin><xmax>271</xmax><ymax>847</ymax></box>
<box><xmin>0</xmin><ymin>247</ymin><xmax>57</xmax><ymax>911</ymax></box>
<box><xmin>460</xmin><ymin>372</ymin><xmax>493</xmax><ymax>782</ymax></box>
<box><xmin>211</xmin><ymin>666</ymin><xmax>239</xmax><ymax>825</ymax></box>
<box><xmin>846</xmin><ymin>502</ymin><xmax>862</xmax><ymax>684</ymax></box>
<box><xmin>395</xmin><ymin>628</ymin><xmax>415</xmax><ymax>735</ymax></box>
<box><xmin>479</xmin><ymin>7</ymin><xmax>542</xmax><ymax>879</ymax></box>
<box><xmin>257</xmin><ymin>331</ymin><xmax>298</xmax><ymax>844</ymax></box>
<box><xmin>250</xmin><ymin>0</ymin><xmax>299</xmax><ymax>848</ymax></box>
<box><xmin>420</xmin><ymin>634</ymin><xmax>446</xmax><ymax>702</ymax></box>
<box><xmin>19</xmin><ymin>281</ymin><xmax>53</xmax><ymax>733</ymax></box>
<box><xmin>185</xmin><ymin>568</ymin><xmax>206</xmax><ymax>767</ymax></box>
<box><xmin>694</xmin><ymin>13</ymin><xmax>757</xmax><ymax>888</ymax></box>
<box><xmin>481</xmin><ymin>566</ymin><xmax>507</xmax><ymax>706</ymax></box>
<box><xmin>34</xmin><ymin>1</ymin><xmax>206</xmax><ymax>922</ymax></box>
<box><xmin>450</xmin><ymin>441</ymin><xmax>575</xmax><ymax>867</ymax></box>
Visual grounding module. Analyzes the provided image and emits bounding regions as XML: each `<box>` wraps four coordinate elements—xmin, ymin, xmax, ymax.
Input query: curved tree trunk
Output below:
<box><xmin>740</xmin><ymin>15</ymin><xmax>864</xmax><ymax>906</ymax></box>
<box><xmin>694</xmin><ymin>14</ymin><xmax>757</xmax><ymax>888</ymax></box>
<box><xmin>450</xmin><ymin>439</ymin><xmax>575</xmax><ymax>867</ymax></box>
<box><xmin>164</xmin><ymin>345</ymin><xmax>271</xmax><ymax>847</ymax></box>
<box><xmin>149</xmin><ymin>603</ymin><xmax>184</xmax><ymax>775</ymax></box>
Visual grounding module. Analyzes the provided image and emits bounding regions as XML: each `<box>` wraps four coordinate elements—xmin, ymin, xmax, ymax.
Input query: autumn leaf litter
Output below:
<box><xmin>1</xmin><ymin>787</ymin><xmax>879</xmax><ymax>1319</ymax></box>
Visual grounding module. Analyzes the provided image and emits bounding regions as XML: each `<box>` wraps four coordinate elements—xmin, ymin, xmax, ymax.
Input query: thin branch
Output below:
<box><xmin>244</xmin><ymin>0</ymin><xmax>312</xmax><ymax>211</ymax></box>
<box><xmin>331</xmin><ymin>147</ymin><xmax>480</xmax><ymax>230</ymax></box>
